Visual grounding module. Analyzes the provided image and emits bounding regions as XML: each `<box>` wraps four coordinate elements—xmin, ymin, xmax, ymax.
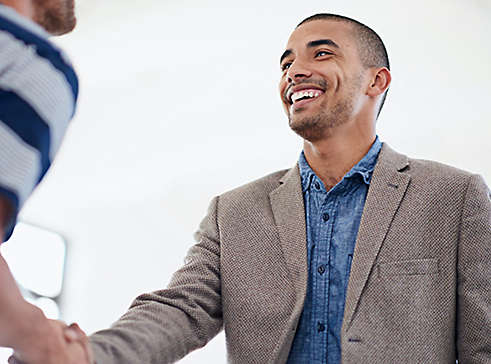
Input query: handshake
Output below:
<box><xmin>8</xmin><ymin>320</ymin><xmax>93</xmax><ymax>364</ymax></box>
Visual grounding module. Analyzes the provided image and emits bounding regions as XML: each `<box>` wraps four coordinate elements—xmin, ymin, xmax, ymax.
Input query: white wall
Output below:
<box><xmin>15</xmin><ymin>0</ymin><xmax>491</xmax><ymax>362</ymax></box>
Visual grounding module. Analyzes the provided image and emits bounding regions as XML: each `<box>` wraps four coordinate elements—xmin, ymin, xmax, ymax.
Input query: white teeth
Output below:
<box><xmin>290</xmin><ymin>89</ymin><xmax>322</xmax><ymax>103</ymax></box>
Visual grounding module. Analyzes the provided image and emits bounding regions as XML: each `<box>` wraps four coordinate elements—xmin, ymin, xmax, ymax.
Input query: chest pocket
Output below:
<box><xmin>377</xmin><ymin>258</ymin><xmax>439</xmax><ymax>277</ymax></box>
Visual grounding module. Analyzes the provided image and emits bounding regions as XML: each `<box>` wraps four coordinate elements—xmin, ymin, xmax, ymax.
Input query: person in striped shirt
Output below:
<box><xmin>0</xmin><ymin>0</ymin><xmax>88</xmax><ymax>363</ymax></box>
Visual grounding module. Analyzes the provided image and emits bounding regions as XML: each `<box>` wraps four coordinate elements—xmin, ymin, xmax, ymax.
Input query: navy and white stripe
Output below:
<box><xmin>0</xmin><ymin>5</ymin><xmax>78</xmax><ymax>240</ymax></box>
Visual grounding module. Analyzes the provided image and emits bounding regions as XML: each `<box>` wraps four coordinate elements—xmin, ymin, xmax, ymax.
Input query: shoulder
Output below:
<box><xmin>380</xmin><ymin>144</ymin><xmax>489</xmax><ymax>204</ymax></box>
<box><xmin>0</xmin><ymin>7</ymin><xmax>78</xmax><ymax>163</ymax></box>
<box><xmin>380</xmin><ymin>143</ymin><xmax>480</xmax><ymax>187</ymax></box>
<box><xmin>406</xmin><ymin>157</ymin><xmax>489</xmax><ymax>196</ymax></box>
<box><xmin>406</xmin><ymin>157</ymin><xmax>475</xmax><ymax>185</ymax></box>
<box><xmin>0</xmin><ymin>6</ymin><xmax>78</xmax><ymax>103</ymax></box>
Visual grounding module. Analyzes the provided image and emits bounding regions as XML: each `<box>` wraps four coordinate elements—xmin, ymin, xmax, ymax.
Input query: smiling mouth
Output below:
<box><xmin>288</xmin><ymin>88</ymin><xmax>324</xmax><ymax>110</ymax></box>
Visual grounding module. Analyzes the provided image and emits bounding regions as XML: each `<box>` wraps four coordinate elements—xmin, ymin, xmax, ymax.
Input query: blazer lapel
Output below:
<box><xmin>343</xmin><ymin>143</ymin><xmax>411</xmax><ymax>330</ymax></box>
<box><xmin>269</xmin><ymin>165</ymin><xmax>308</xmax><ymax>303</ymax></box>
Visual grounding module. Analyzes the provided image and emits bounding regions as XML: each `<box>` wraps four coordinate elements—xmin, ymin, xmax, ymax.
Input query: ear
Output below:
<box><xmin>367</xmin><ymin>67</ymin><xmax>391</xmax><ymax>97</ymax></box>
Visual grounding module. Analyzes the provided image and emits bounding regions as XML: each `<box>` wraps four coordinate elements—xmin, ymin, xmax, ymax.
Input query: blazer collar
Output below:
<box><xmin>270</xmin><ymin>164</ymin><xmax>308</xmax><ymax>305</ymax></box>
<box><xmin>269</xmin><ymin>143</ymin><xmax>411</xmax><ymax>333</ymax></box>
<box><xmin>342</xmin><ymin>143</ymin><xmax>411</xmax><ymax>331</ymax></box>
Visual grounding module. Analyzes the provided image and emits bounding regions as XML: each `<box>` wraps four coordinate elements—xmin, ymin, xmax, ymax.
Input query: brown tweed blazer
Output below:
<box><xmin>90</xmin><ymin>143</ymin><xmax>491</xmax><ymax>363</ymax></box>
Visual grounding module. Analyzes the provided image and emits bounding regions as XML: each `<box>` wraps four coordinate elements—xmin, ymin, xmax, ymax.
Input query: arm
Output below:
<box><xmin>0</xmin><ymin>199</ymin><xmax>86</xmax><ymax>363</ymax></box>
<box><xmin>0</xmin><ymin>249</ymin><xmax>80</xmax><ymax>364</ymax></box>
<box><xmin>89</xmin><ymin>197</ymin><xmax>223</xmax><ymax>364</ymax></box>
<box><xmin>0</xmin><ymin>194</ymin><xmax>49</xmax><ymax>358</ymax></box>
<box><xmin>456</xmin><ymin>174</ymin><xmax>491</xmax><ymax>363</ymax></box>
<box><xmin>0</xmin><ymin>13</ymin><xmax>78</xmax><ymax>362</ymax></box>
<box><xmin>7</xmin><ymin>320</ymin><xmax>91</xmax><ymax>364</ymax></box>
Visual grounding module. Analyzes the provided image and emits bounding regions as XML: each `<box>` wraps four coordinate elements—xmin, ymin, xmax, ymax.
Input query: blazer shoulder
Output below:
<box><xmin>405</xmin><ymin>158</ymin><xmax>491</xmax><ymax>201</ymax></box>
<box><xmin>407</xmin><ymin>157</ymin><xmax>476</xmax><ymax>183</ymax></box>
<box><xmin>378</xmin><ymin>144</ymin><xmax>488</xmax><ymax>198</ymax></box>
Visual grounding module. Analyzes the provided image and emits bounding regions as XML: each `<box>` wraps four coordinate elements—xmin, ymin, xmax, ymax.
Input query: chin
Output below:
<box><xmin>289</xmin><ymin>116</ymin><xmax>328</xmax><ymax>142</ymax></box>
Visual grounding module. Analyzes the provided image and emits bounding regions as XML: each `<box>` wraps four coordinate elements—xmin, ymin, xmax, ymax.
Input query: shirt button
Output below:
<box><xmin>322</xmin><ymin>213</ymin><xmax>330</xmax><ymax>222</ymax></box>
<box><xmin>314</xmin><ymin>181</ymin><xmax>320</xmax><ymax>189</ymax></box>
<box><xmin>317</xmin><ymin>265</ymin><xmax>326</xmax><ymax>275</ymax></box>
<box><xmin>317</xmin><ymin>322</ymin><xmax>325</xmax><ymax>332</ymax></box>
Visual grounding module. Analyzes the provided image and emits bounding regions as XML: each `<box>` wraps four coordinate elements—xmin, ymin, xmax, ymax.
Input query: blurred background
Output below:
<box><xmin>2</xmin><ymin>0</ymin><xmax>490</xmax><ymax>362</ymax></box>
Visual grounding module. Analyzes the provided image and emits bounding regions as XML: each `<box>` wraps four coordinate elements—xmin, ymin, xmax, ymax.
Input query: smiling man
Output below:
<box><xmin>64</xmin><ymin>13</ymin><xmax>489</xmax><ymax>364</ymax></box>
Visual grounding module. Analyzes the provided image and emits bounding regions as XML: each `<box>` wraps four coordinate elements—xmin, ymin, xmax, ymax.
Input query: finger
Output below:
<box><xmin>8</xmin><ymin>356</ymin><xmax>25</xmax><ymax>364</ymax></box>
<box><xmin>64</xmin><ymin>327</ymin><xmax>79</xmax><ymax>342</ymax></box>
<box><xmin>50</xmin><ymin>319</ymin><xmax>68</xmax><ymax>329</ymax></box>
<box><xmin>67</xmin><ymin>323</ymin><xmax>94</xmax><ymax>364</ymax></box>
<box><xmin>65</xmin><ymin>323</ymin><xmax>85</xmax><ymax>341</ymax></box>
<box><xmin>8</xmin><ymin>351</ymin><xmax>25</xmax><ymax>364</ymax></box>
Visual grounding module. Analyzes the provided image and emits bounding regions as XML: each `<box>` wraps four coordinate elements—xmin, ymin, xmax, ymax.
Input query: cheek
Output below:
<box><xmin>278</xmin><ymin>78</ymin><xmax>288</xmax><ymax>102</ymax></box>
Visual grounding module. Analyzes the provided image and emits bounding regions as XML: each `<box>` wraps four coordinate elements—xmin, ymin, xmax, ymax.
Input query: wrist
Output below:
<box><xmin>9</xmin><ymin>302</ymin><xmax>49</xmax><ymax>351</ymax></box>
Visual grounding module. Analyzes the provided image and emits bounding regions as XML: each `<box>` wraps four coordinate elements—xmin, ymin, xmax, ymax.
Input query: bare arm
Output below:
<box><xmin>0</xmin><ymin>199</ymin><xmax>86</xmax><ymax>364</ymax></box>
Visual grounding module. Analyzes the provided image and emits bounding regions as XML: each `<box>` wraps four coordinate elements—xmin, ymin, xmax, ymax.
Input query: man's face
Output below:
<box><xmin>279</xmin><ymin>20</ymin><xmax>367</xmax><ymax>142</ymax></box>
<box><xmin>33</xmin><ymin>0</ymin><xmax>76</xmax><ymax>35</ymax></box>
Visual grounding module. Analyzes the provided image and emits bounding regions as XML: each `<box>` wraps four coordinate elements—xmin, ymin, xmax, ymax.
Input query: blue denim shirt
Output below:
<box><xmin>286</xmin><ymin>137</ymin><xmax>382</xmax><ymax>364</ymax></box>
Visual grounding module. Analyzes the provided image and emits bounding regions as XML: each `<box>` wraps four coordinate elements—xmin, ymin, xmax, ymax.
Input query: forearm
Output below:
<box><xmin>0</xmin><ymin>198</ymin><xmax>48</xmax><ymax>351</ymax></box>
<box><xmin>90</xmin><ymin>299</ymin><xmax>215</xmax><ymax>364</ymax></box>
<box><xmin>90</xmin><ymin>244</ymin><xmax>223</xmax><ymax>364</ymax></box>
<box><xmin>0</xmin><ymin>253</ymin><xmax>50</xmax><ymax>351</ymax></box>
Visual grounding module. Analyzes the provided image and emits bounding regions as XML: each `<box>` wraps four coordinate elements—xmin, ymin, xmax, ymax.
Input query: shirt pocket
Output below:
<box><xmin>377</xmin><ymin>258</ymin><xmax>439</xmax><ymax>277</ymax></box>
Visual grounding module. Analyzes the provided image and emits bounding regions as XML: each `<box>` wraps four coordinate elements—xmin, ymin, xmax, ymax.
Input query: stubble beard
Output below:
<box><xmin>33</xmin><ymin>0</ymin><xmax>76</xmax><ymax>35</ymax></box>
<box><xmin>289</xmin><ymin>97</ymin><xmax>355</xmax><ymax>142</ymax></box>
<box><xmin>288</xmin><ymin>75</ymin><xmax>362</xmax><ymax>143</ymax></box>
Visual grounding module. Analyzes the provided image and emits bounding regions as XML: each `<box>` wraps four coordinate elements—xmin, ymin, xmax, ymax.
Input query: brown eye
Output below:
<box><xmin>281</xmin><ymin>62</ymin><xmax>292</xmax><ymax>71</ymax></box>
<box><xmin>315</xmin><ymin>50</ymin><xmax>332</xmax><ymax>57</ymax></box>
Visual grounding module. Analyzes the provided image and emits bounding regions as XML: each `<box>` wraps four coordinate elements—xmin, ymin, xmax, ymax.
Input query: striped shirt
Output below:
<box><xmin>0</xmin><ymin>5</ymin><xmax>78</xmax><ymax>240</ymax></box>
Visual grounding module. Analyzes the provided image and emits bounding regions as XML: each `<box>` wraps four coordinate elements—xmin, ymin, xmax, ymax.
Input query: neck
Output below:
<box><xmin>0</xmin><ymin>0</ymin><xmax>34</xmax><ymax>20</ymax></box>
<box><xmin>303</xmin><ymin>122</ymin><xmax>376</xmax><ymax>190</ymax></box>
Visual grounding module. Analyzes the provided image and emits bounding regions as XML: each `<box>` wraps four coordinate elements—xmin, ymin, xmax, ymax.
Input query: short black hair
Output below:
<box><xmin>297</xmin><ymin>14</ymin><xmax>390</xmax><ymax>118</ymax></box>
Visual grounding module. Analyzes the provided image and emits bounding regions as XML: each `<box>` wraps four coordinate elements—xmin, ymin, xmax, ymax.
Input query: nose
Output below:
<box><xmin>286</xmin><ymin>60</ymin><xmax>312</xmax><ymax>84</ymax></box>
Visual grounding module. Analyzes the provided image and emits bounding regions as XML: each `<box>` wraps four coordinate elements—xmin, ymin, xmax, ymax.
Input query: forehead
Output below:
<box><xmin>286</xmin><ymin>19</ymin><xmax>356</xmax><ymax>52</ymax></box>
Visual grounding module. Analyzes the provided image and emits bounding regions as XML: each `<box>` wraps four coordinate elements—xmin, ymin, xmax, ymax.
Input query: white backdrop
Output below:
<box><xmin>14</xmin><ymin>0</ymin><xmax>491</xmax><ymax>362</ymax></box>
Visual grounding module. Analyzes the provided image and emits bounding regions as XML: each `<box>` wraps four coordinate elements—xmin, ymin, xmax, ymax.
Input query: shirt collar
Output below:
<box><xmin>299</xmin><ymin>136</ymin><xmax>382</xmax><ymax>192</ymax></box>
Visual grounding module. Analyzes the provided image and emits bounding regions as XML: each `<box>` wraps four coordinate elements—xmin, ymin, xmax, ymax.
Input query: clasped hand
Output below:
<box><xmin>9</xmin><ymin>320</ymin><xmax>92</xmax><ymax>364</ymax></box>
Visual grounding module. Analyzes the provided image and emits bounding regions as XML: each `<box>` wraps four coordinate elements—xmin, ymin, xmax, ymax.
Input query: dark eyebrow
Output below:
<box><xmin>280</xmin><ymin>49</ymin><xmax>293</xmax><ymax>65</ymax></box>
<box><xmin>280</xmin><ymin>39</ymin><xmax>339</xmax><ymax>65</ymax></box>
<box><xmin>307</xmin><ymin>39</ymin><xmax>340</xmax><ymax>49</ymax></box>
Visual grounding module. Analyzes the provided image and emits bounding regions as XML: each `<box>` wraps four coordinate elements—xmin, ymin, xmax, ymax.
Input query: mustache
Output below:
<box><xmin>283</xmin><ymin>78</ymin><xmax>328</xmax><ymax>101</ymax></box>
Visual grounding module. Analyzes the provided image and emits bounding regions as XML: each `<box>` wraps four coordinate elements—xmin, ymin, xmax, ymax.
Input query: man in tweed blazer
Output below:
<box><xmin>40</xmin><ymin>13</ymin><xmax>491</xmax><ymax>364</ymax></box>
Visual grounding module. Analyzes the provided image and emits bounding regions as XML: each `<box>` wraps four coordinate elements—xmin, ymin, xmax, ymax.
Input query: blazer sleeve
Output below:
<box><xmin>89</xmin><ymin>196</ymin><xmax>223</xmax><ymax>364</ymax></box>
<box><xmin>456</xmin><ymin>174</ymin><xmax>491</xmax><ymax>363</ymax></box>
